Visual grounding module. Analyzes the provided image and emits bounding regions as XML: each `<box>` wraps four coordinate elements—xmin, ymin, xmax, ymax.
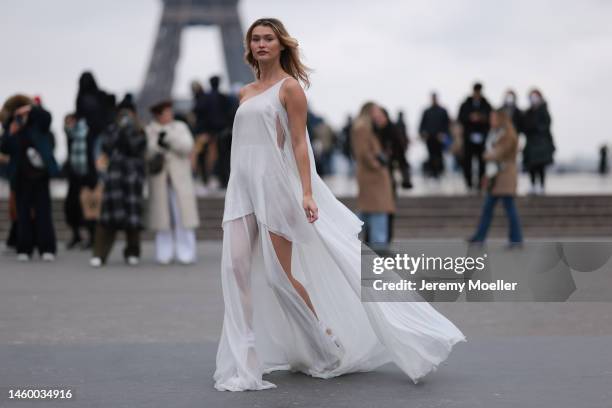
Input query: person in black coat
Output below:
<box><xmin>522</xmin><ymin>88</ymin><xmax>555</xmax><ymax>194</ymax></box>
<box><xmin>192</xmin><ymin>76</ymin><xmax>233</xmax><ymax>186</ymax></box>
<box><xmin>0</xmin><ymin>94</ymin><xmax>33</xmax><ymax>252</ymax></box>
<box><xmin>0</xmin><ymin>102</ymin><xmax>59</xmax><ymax>261</ymax></box>
<box><xmin>76</xmin><ymin>71</ymin><xmax>111</xmax><ymax>139</ymax></box>
<box><xmin>91</xmin><ymin>94</ymin><xmax>147</xmax><ymax>267</ymax></box>
<box><xmin>501</xmin><ymin>90</ymin><xmax>523</xmax><ymax>134</ymax></box>
<box><xmin>458</xmin><ymin>82</ymin><xmax>492</xmax><ymax>191</ymax></box>
<box><xmin>419</xmin><ymin>92</ymin><xmax>450</xmax><ymax>178</ymax></box>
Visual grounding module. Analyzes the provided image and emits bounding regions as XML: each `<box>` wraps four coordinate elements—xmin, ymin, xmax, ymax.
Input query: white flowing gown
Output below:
<box><xmin>213</xmin><ymin>77</ymin><xmax>466</xmax><ymax>391</ymax></box>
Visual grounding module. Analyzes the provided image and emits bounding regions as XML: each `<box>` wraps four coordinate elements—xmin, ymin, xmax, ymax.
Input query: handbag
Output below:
<box><xmin>147</xmin><ymin>152</ymin><xmax>165</xmax><ymax>175</ymax></box>
<box><xmin>80</xmin><ymin>182</ymin><xmax>103</xmax><ymax>220</ymax></box>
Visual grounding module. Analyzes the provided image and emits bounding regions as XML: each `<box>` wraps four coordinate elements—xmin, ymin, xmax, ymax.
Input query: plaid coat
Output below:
<box><xmin>99</xmin><ymin>118</ymin><xmax>147</xmax><ymax>229</ymax></box>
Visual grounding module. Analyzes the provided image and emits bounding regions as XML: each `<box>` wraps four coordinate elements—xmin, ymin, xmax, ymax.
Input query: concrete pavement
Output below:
<box><xmin>1</xmin><ymin>242</ymin><xmax>611</xmax><ymax>407</ymax></box>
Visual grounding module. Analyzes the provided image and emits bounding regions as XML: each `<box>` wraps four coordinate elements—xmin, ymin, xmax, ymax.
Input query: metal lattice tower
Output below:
<box><xmin>138</xmin><ymin>0</ymin><xmax>252</xmax><ymax>116</ymax></box>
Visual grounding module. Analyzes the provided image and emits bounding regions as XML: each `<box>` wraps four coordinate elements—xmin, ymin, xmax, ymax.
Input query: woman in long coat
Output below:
<box><xmin>91</xmin><ymin>94</ymin><xmax>146</xmax><ymax>266</ymax></box>
<box><xmin>351</xmin><ymin>102</ymin><xmax>395</xmax><ymax>246</ymax></box>
<box><xmin>146</xmin><ymin>100</ymin><xmax>199</xmax><ymax>264</ymax></box>
<box><xmin>522</xmin><ymin>88</ymin><xmax>555</xmax><ymax>195</ymax></box>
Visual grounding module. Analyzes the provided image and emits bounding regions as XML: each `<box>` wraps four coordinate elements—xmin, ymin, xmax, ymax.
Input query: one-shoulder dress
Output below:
<box><xmin>213</xmin><ymin>77</ymin><xmax>466</xmax><ymax>391</ymax></box>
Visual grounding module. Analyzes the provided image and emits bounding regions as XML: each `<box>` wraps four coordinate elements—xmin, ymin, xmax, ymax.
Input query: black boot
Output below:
<box><xmin>67</xmin><ymin>228</ymin><xmax>82</xmax><ymax>250</ymax></box>
<box><xmin>82</xmin><ymin>221</ymin><xmax>95</xmax><ymax>250</ymax></box>
<box><xmin>401</xmin><ymin>166</ymin><xmax>413</xmax><ymax>189</ymax></box>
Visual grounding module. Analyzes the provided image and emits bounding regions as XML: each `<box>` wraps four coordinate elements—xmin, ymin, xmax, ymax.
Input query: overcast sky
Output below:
<box><xmin>1</xmin><ymin>0</ymin><xmax>611</xmax><ymax>163</ymax></box>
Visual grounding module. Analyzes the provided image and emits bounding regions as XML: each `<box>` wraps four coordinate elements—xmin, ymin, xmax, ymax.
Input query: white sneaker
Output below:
<box><xmin>17</xmin><ymin>253</ymin><xmax>30</xmax><ymax>262</ymax></box>
<box><xmin>177</xmin><ymin>257</ymin><xmax>196</xmax><ymax>265</ymax></box>
<box><xmin>41</xmin><ymin>253</ymin><xmax>55</xmax><ymax>262</ymax></box>
<box><xmin>90</xmin><ymin>257</ymin><xmax>102</xmax><ymax>267</ymax></box>
<box><xmin>126</xmin><ymin>256</ymin><xmax>140</xmax><ymax>266</ymax></box>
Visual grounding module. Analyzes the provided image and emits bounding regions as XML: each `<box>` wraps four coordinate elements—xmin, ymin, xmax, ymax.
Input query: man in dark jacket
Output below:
<box><xmin>192</xmin><ymin>76</ymin><xmax>233</xmax><ymax>187</ymax></box>
<box><xmin>419</xmin><ymin>92</ymin><xmax>450</xmax><ymax>178</ymax></box>
<box><xmin>458</xmin><ymin>82</ymin><xmax>492</xmax><ymax>190</ymax></box>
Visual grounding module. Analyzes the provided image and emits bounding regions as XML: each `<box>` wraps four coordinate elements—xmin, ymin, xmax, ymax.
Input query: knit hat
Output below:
<box><xmin>117</xmin><ymin>93</ymin><xmax>136</xmax><ymax>113</ymax></box>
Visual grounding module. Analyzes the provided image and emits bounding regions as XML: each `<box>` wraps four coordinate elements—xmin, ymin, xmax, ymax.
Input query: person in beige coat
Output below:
<box><xmin>146</xmin><ymin>101</ymin><xmax>200</xmax><ymax>264</ymax></box>
<box><xmin>468</xmin><ymin>108</ymin><xmax>523</xmax><ymax>246</ymax></box>
<box><xmin>351</xmin><ymin>102</ymin><xmax>395</xmax><ymax>246</ymax></box>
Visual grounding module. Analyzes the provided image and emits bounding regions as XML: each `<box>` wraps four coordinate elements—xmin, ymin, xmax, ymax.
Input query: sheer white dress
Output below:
<box><xmin>213</xmin><ymin>77</ymin><xmax>466</xmax><ymax>391</ymax></box>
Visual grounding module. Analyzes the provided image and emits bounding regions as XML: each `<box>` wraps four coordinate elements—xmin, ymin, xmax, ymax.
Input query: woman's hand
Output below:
<box><xmin>96</xmin><ymin>153</ymin><xmax>109</xmax><ymax>172</ymax></box>
<box><xmin>303</xmin><ymin>195</ymin><xmax>319</xmax><ymax>223</ymax></box>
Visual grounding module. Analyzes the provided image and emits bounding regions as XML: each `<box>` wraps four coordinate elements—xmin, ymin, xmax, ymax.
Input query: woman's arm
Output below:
<box><xmin>484</xmin><ymin>132</ymin><xmax>515</xmax><ymax>162</ymax></box>
<box><xmin>165</xmin><ymin>122</ymin><xmax>194</xmax><ymax>156</ymax></box>
<box><xmin>282</xmin><ymin>78</ymin><xmax>318</xmax><ymax>223</ymax></box>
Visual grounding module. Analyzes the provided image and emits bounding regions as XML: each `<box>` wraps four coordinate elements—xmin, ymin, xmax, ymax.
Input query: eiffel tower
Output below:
<box><xmin>138</xmin><ymin>0</ymin><xmax>253</xmax><ymax>116</ymax></box>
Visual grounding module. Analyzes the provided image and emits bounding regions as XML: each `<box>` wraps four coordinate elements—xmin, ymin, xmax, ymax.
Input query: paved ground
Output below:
<box><xmin>1</xmin><ymin>242</ymin><xmax>611</xmax><ymax>407</ymax></box>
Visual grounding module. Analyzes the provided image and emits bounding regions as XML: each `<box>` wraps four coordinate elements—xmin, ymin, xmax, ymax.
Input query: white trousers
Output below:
<box><xmin>155</xmin><ymin>184</ymin><xmax>197</xmax><ymax>264</ymax></box>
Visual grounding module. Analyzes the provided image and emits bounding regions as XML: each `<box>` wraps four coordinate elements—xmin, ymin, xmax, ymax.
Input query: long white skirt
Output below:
<box><xmin>213</xmin><ymin>211</ymin><xmax>466</xmax><ymax>391</ymax></box>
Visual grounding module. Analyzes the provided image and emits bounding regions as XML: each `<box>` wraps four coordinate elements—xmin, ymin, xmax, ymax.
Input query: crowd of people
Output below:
<box><xmin>351</xmin><ymin>82</ymin><xmax>556</xmax><ymax>248</ymax></box>
<box><xmin>0</xmin><ymin>72</ymin><xmax>558</xmax><ymax>261</ymax></box>
<box><xmin>0</xmin><ymin>72</ymin><xmax>205</xmax><ymax>264</ymax></box>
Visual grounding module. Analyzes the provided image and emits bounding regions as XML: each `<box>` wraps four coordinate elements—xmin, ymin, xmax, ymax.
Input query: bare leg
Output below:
<box><xmin>268</xmin><ymin>231</ymin><xmax>319</xmax><ymax>321</ymax></box>
<box><xmin>263</xmin><ymin>228</ymin><xmax>344</xmax><ymax>369</ymax></box>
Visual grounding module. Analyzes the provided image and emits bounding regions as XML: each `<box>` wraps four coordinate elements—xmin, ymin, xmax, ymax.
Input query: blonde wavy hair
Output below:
<box><xmin>244</xmin><ymin>18</ymin><xmax>311</xmax><ymax>88</ymax></box>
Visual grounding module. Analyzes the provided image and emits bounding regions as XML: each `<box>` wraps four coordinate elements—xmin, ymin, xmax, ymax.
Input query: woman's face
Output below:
<box><xmin>250</xmin><ymin>25</ymin><xmax>283</xmax><ymax>64</ymax></box>
<box><xmin>529</xmin><ymin>91</ymin><xmax>542</xmax><ymax>107</ymax></box>
<box><xmin>370</xmin><ymin>105</ymin><xmax>388</xmax><ymax>128</ymax></box>
<box><xmin>157</xmin><ymin>107</ymin><xmax>173</xmax><ymax>125</ymax></box>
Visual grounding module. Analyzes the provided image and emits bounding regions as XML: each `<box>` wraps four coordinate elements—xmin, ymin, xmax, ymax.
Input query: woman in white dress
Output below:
<box><xmin>214</xmin><ymin>17</ymin><xmax>466</xmax><ymax>392</ymax></box>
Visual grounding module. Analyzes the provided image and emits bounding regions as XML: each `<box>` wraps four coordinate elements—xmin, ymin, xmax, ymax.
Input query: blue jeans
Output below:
<box><xmin>472</xmin><ymin>195</ymin><xmax>523</xmax><ymax>243</ymax></box>
<box><xmin>358</xmin><ymin>212</ymin><xmax>389</xmax><ymax>245</ymax></box>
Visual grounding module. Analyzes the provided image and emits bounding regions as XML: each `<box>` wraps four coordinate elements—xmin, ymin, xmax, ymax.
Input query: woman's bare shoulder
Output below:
<box><xmin>280</xmin><ymin>77</ymin><xmax>302</xmax><ymax>94</ymax></box>
<box><xmin>280</xmin><ymin>77</ymin><xmax>305</xmax><ymax>107</ymax></box>
<box><xmin>238</xmin><ymin>82</ymin><xmax>257</xmax><ymax>101</ymax></box>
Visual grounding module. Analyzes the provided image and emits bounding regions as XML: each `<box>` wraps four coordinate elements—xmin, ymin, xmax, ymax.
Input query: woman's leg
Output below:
<box><xmin>33</xmin><ymin>179</ymin><xmax>56</xmax><ymax>255</ymax></box>
<box><xmin>226</xmin><ymin>214</ymin><xmax>259</xmax><ymax>334</ymax></box>
<box><xmin>168</xmin><ymin>184</ymin><xmax>196</xmax><ymax>264</ymax></box>
<box><xmin>124</xmin><ymin>228</ymin><xmax>141</xmax><ymax>259</ymax></box>
<box><xmin>268</xmin><ymin>231</ymin><xmax>318</xmax><ymax>318</ymax></box>
<box><xmin>368</xmin><ymin>213</ymin><xmax>390</xmax><ymax>245</ymax></box>
<box><xmin>64</xmin><ymin>177</ymin><xmax>83</xmax><ymax>246</ymax></box>
<box><xmin>93</xmin><ymin>224</ymin><xmax>116</xmax><ymax>262</ymax></box>
<box><xmin>15</xmin><ymin>186</ymin><xmax>34</xmax><ymax>256</ymax></box>
<box><xmin>471</xmin><ymin>195</ymin><xmax>498</xmax><ymax>242</ymax></box>
<box><xmin>501</xmin><ymin>196</ymin><xmax>523</xmax><ymax>243</ymax></box>
<box><xmin>214</xmin><ymin>214</ymin><xmax>277</xmax><ymax>391</ymax></box>
<box><xmin>259</xmin><ymin>224</ymin><xmax>343</xmax><ymax>373</ymax></box>
<box><xmin>155</xmin><ymin>230</ymin><xmax>174</xmax><ymax>264</ymax></box>
<box><xmin>538</xmin><ymin>165</ymin><xmax>546</xmax><ymax>189</ymax></box>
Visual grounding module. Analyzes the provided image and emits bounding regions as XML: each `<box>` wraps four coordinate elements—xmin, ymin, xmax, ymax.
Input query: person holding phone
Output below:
<box><xmin>0</xmin><ymin>95</ymin><xmax>59</xmax><ymax>261</ymax></box>
<box><xmin>145</xmin><ymin>100</ymin><xmax>199</xmax><ymax>265</ymax></box>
